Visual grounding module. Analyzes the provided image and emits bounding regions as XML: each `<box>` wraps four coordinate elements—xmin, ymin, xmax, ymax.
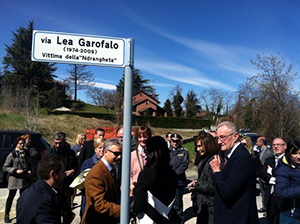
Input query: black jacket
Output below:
<box><xmin>17</xmin><ymin>179</ymin><xmax>61</xmax><ymax>224</ymax></box>
<box><xmin>78</xmin><ymin>139</ymin><xmax>95</xmax><ymax>167</ymax></box>
<box><xmin>213</xmin><ymin>143</ymin><xmax>259</xmax><ymax>224</ymax></box>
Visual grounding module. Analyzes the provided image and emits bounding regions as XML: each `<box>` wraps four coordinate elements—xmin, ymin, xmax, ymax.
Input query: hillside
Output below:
<box><xmin>0</xmin><ymin>113</ymin><xmax>200</xmax><ymax>144</ymax></box>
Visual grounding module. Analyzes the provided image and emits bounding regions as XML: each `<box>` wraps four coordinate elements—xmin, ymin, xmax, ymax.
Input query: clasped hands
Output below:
<box><xmin>209</xmin><ymin>155</ymin><xmax>221</xmax><ymax>173</ymax></box>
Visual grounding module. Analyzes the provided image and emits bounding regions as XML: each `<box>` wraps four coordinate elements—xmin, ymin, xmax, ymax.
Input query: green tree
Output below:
<box><xmin>2</xmin><ymin>21</ymin><xmax>57</xmax><ymax>90</ymax></box>
<box><xmin>185</xmin><ymin>90</ymin><xmax>198</xmax><ymax>118</ymax></box>
<box><xmin>244</xmin><ymin>101</ymin><xmax>253</xmax><ymax>130</ymax></box>
<box><xmin>64</xmin><ymin>64</ymin><xmax>94</xmax><ymax>101</ymax></box>
<box><xmin>163</xmin><ymin>99</ymin><xmax>173</xmax><ymax>116</ymax></box>
<box><xmin>171</xmin><ymin>86</ymin><xmax>184</xmax><ymax>117</ymax></box>
<box><xmin>116</xmin><ymin>69</ymin><xmax>156</xmax><ymax>97</ymax></box>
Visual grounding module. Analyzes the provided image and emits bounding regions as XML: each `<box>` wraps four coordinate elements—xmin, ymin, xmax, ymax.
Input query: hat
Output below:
<box><xmin>171</xmin><ymin>133</ymin><xmax>182</xmax><ymax>141</ymax></box>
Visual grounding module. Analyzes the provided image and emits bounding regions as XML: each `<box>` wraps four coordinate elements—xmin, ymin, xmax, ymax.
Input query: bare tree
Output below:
<box><xmin>199</xmin><ymin>88</ymin><xmax>228</xmax><ymax>123</ymax></box>
<box><xmin>43</xmin><ymin>85</ymin><xmax>63</xmax><ymax>110</ymax></box>
<box><xmin>64</xmin><ymin>64</ymin><xmax>94</xmax><ymax>101</ymax></box>
<box><xmin>233</xmin><ymin>54</ymin><xmax>300</xmax><ymax>140</ymax></box>
<box><xmin>86</xmin><ymin>86</ymin><xmax>116</xmax><ymax>112</ymax></box>
<box><xmin>1</xmin><ymin>86</ymin><xmax>40</xmax><ymax>131</ymax></box>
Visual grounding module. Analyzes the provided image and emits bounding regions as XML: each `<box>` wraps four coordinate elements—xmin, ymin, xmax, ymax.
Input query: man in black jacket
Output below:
<box><xmin>43</xmin><ymin>132</ymin><xmax>79</xmax><ymax>223</ymax></box>
<box><xmin>17</xmin><ymin>156</ymin><xmax>65</xmax><ymax>224</ymax></box>
<box><xmin>210</xmin><ymin>121</ymin><xmax>258</xmax><ymax>224</ymax></box>
<box><xmin>259</xmin><ymin>137</ymin><xmax>286</xmax><ymax>224</ymax></box>
<box><xmin>78</xmin><ymin>128</ymin><xmax>105</xmax><ymax>167</ymax></box>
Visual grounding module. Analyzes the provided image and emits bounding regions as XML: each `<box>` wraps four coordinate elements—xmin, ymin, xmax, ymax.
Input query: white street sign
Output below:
<box><xmin>32</xmin><ymin>30</ymin><xmax>129</xmax><ymax>67</ymax></box>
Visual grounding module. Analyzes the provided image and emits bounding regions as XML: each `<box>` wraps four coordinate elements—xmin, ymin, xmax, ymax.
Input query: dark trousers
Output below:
<box><xmin>5</xmin><ymin>188</ymin><xmax>26</xmax><ymax>215</ymax></box>
<box><xmin>267</xmin><ymin>194</ymin><xmax>281</xmax><ymax>224</ymax></box>
<box><xmin>196</xmin><ymin>204</ymin><xmax>214</xmax><ymax>224</ymax></box>
<box><xmin>174</xmin><ymin>186</ymin><xmax>185</xmax><ymax>220</ymax></box>
<box><xmin>259</xmin><ymin>179</ymin><xmax>267</xmax><ymax>208</ymax></box>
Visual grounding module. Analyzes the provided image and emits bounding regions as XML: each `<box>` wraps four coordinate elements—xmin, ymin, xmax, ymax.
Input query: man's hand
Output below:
<box><xmin>16</xmin><ymin>169</ymin><xmax>24</xmax><ymax>174</ymax></box>
<box><xmin>209</xmin><ymin>155</ymin><xmax>221</xmax><ymax>173</ymax></box>
<box><xmin>130</xmin><ymin>183</ymin><xmax>136</xmax><ymax>197</ymax></box>
<box><xmin>187</xmin><ymin>179</ymin><xmax>197</xmax><ymax>190</ymax></box>
<box><xmin>65</xmin><ymin>169</ymin><xmax>75</xmax><ymax>177</ymax></box>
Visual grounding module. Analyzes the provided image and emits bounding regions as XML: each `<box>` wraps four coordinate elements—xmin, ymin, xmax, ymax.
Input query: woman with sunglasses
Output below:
<box><xmin>187</xmin><ymin>132</ymin><xmax>219</xmax><ymax>224</ymax></box>
<box><xmin>275</xmin><ymin>140</ymin><xmax>300</xmax><ymax>223</ymax></box>
<box><xmin>3</xmin><ymin>136</ymin><xmax>32</xmax><ymax>223</ymax></box>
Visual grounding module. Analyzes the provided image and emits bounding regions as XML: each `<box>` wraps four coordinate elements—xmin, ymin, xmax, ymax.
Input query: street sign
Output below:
<box><xmin>32</xmin><ymin>30</ymin><xmax>129</xmax><ymax>67</ymax></box>
<box><xmin>32</xmin><ymin>30</ymin><xmax>134</xmax><ymax>224</ymax></box>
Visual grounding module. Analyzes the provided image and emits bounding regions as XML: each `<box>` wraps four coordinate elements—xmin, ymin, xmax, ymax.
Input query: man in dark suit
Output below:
<box><xmin>78</xmin><ymin>128</ymin><xmax>105</xmax><ymax>167</ymax></box>
<box><xmin>210</xmin><ymin>121</ymin><xmax>259</xmax><ymax>224</ymax></box>
<box><xmin>17</xmin><ymin>156</ymin><xmax>65</xmax><ymax>224</ymax></box>
<box><xmin>81</xmin><ymin>138</ymin><xmax>122</xmax><ymax>224</ymax></box>
<box><xmin>43</xmin><ymin>132</ymin><xmax>78</xmax><ymax>223</ymax></box>
<box><xmin>259</xmin><ymin>137</ymin><xmax>286</xmax><ymax>224</ymax></box>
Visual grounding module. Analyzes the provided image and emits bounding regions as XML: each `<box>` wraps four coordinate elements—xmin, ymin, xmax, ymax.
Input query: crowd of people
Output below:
<box><xmin>3</xmin><ymin>121</ymin><xmax>300</xmax><ymax>224</ymax></box>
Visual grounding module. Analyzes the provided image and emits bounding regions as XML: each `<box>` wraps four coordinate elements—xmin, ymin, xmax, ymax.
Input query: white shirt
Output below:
<box><xmin>101</xmin><ymin>157</ymin><xmax>113</xmax><ymax>172</ymax></box>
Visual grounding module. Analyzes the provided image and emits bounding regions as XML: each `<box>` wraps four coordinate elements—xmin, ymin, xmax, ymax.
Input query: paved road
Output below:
<box><xmin>0</xmin><ymin>169</ymin><xmax>266</xmax><ymax>224</ymax></box>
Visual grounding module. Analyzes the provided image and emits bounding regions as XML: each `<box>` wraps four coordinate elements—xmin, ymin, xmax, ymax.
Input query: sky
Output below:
<box><xmin>0</xmin><ymin>1</ymin><xmax>299</xmax><ymax>107</ymax></box>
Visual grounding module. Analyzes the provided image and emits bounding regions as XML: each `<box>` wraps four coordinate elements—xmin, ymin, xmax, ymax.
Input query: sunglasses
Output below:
<box><xmin>107</xmin><ymin>149</ymin><xmax>122</xmax><ymax>157</ymax></box>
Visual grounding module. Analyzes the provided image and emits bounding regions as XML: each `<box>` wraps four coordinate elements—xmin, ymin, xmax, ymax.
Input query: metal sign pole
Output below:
<box><xmin>120</xmin><ymin>38</ymin><xmax>134</xmax><ymax>224</ymax></box>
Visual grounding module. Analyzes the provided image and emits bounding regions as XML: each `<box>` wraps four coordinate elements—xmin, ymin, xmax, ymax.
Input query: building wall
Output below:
<box><xmin>132</xmin><ymin>92</ymin><xmax>158</xmax><ymax>106</ymax></box>
<box><xmin>135</xmin><ymin>100</ymin><xmax>157</xmax><ymax>116</ymax></box>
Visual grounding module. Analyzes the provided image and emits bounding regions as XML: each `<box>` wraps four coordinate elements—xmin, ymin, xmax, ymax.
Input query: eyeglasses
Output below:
<box><xmin>272</xmin><ymin>143</ymin><xmax>286</xmax><ymax>147</ymax></box>
<box><xmin>17</xmin><ymin>142</ymin><xmax>24</xmax><ymax>145</ymax></box>
<box><xmin>172</xmin><ymin>139</ymin><xmax>180</xmax><ymax>143</ymax></box>
<box><xmin>107</xmin><ymin>149</ymin><xmax>122</xmax><ymax>157</ymax></box>
<box><xmin>216</xmin><ymin>133</ymin><xmax>235</xmax><ymax>141</ymax></box>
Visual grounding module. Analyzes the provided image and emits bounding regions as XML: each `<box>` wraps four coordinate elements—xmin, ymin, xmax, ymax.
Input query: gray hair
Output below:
<box><xmin>217</xmin><ymin>121</ymin><xmax>238</xmax><ymax>134</ymax></box>
<box><xmin>53</xmin><ymin>132</ymin><xmax>65</xmax><ymax>140</ymax></box>
<box><xmin>103</xmin><ymin>138</ymin><xmax>122</xmax><ymax>151</ymax></box>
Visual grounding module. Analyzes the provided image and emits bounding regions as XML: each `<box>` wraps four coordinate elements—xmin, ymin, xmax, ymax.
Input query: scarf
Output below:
<box><xmin>92</xmin><ymin>153</ymin><xmax>101</xmax><ymax>165</ymax></box>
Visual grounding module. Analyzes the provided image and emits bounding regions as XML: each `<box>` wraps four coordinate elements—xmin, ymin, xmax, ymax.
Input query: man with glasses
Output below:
<box><xmin>169</xmin><ymin>133</ymin><xmax>189</xmax><ymax>224</ymax></box>
<box><xmin>82</xmin><ymin>138</ymin><xmax>122</xmax><ymax>224</ymax></box>
<box><xmin>209</xmin><ymin>121</ymin><xmax>258</xmax><ymax>224</ymax></box>
<box><xmin>259</xmin><ymin>138</ymin><xmax>286</xmax><ymax>224</ymax></box>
